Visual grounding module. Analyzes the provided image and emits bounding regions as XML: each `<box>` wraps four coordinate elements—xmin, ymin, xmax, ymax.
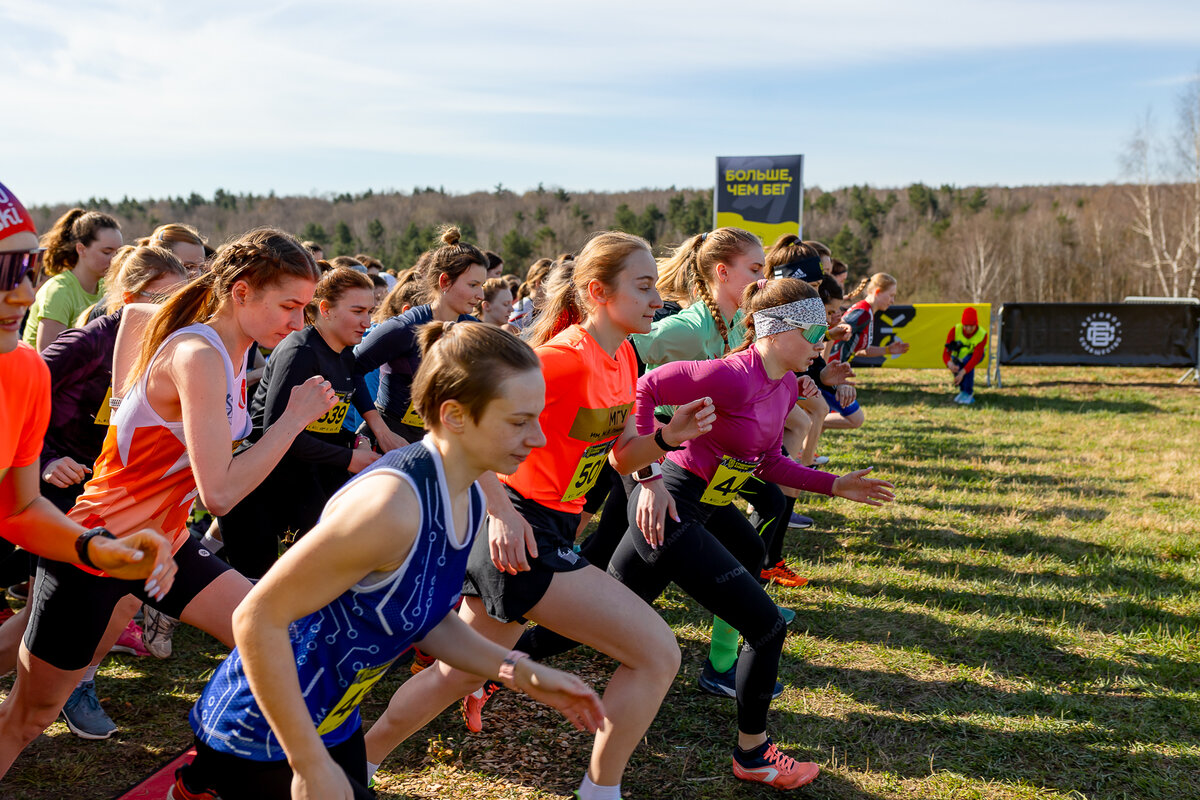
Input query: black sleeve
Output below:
<box><xmin>804</xmin><ymin>355</ymin><xmax>831</xmax><ymax>392</ymax></box>
<box><xmin>352</xmin><ymin>318</ymin><xmax>414</xmax><ymax>376</ymax></box>
<box><xmin>350</xmin><ymin>372</ymin><xmax>373</xmax><ymax>416</ymax></box>
<box><xmin>258</xmin><ymin>341</ymin><xmax>352</xmax><ymax>469</ymax></box>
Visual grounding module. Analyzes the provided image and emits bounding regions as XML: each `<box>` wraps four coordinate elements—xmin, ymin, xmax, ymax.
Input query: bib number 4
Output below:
<box><xmin>700</xmin><ymin>455</ymin><xmax>758</xmax><ymax>506</ymax></box>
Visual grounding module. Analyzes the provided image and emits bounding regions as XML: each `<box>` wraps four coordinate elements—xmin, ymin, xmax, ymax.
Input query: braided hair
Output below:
<box><xmin>658</xmin><ymin>228</ymin><xmax>761</xmax><ymax>354</ymax></box>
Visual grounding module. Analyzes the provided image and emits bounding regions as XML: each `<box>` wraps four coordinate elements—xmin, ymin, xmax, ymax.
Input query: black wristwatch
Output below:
<box><xmin>76</xmin><ymin>527</ymin><xmax>116</xmax><ymax>570</ymax></box>
<box><xmin>654</xmin><ymin>428</ymin><xmax>684</xmax><ymax>452</ymax></box>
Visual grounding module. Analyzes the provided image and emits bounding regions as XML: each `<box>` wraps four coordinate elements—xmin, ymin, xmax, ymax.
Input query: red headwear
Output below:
<box><xmin>961</xmin><ymin>307</ymin><xmax>978</xmax><ymax>327</ymax></box>
<box><xmin>0</xmin><ymin>182</ymin><xmax>37</xmax><ymax>246</ymax></box>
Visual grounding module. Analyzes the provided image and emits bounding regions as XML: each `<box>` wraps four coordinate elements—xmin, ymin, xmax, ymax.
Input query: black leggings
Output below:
<box><xmin>608</xmin><ymin>462</ymin><xmax>786</xmax><ymax>735</ymax></box>
<box><xmin>744</xmin><ymin>477</ymin><xmax>792</xmax><ymax>569</ymax></box>
<box><xmin>182</xmin><ymin>729</ymin><xmax>372</xmax><ymax>800</ymax></box>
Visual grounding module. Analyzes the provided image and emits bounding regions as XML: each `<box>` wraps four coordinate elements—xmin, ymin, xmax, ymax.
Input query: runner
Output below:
<box><xmin>218</xmin><ymin>267</ymin><xmax>396</xmax><ymax>579</ymax></box>
<box><xmin>363</xmin><ymin>232</ymin><xmax>715</xmax><ymax>800</ymax></box>
<box><xmin>21</xmin><ymin>208</ymin><xmax>122</xmax><ymax>351</ymax></box>
<box><xmin>617</xmin><ymin>277</ymin><xmax>895</xmax><ymax>790</ymax></box>
<box><xmin>353</xmin><ymin>227</ymin><xmax>484</xmax><ymax>447</ymax></box>
<box><xmin>0</xmin><ymin>227</ymin><xmax>337</xmax><ymax>778</ymax></box>
<box><xmin>474</xmin><ymin>276</ymin><xmax>516</xmax><ymax>329</ymax></box>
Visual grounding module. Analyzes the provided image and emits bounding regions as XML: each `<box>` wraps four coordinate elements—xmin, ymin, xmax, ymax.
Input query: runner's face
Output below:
<box><xmin>718</xmin><ymin>245</ymin><xmax>765</xmax><ymax>307</ymax></box>
<box><xmin>240</xmin><ymin>275</ymin><xmax>317</xmax><ymax>347</ymax></box>
<box><xmin>826</xmin><ymin>300</ymin><xmax>842</xmax><ymax>327</ymax></box>
<box><xmin>321</xmin><ymin>287</ymin><xmax>375</xmax><ymax>349</ymax></box>
<box><xmin>77</xmin><ymin>227</ymin><xmax>123</xmax><ymax>279</ymax></box>
<box><xmin>871</xmin><ymin>284</ymin><xmax>896</xmax><ymax>311</ymax></box>
<box><xmin>603</xmin><ymin>248</ymin><xmax>661</xmax><ymax>335</ymax></box>
<box><xmin>169</xmin><ymin>241</ymin><xmax>207</xmax><ymax>278</ymax></box>
<box><xmin>774</xmin><ymin>325</ymin><xmax>822</xmax><ymax>371</ymax></box>
<box><xmin>482</xmin><ymin>288</ymin><xmax>513</xmax><ymax>326</ymax></box>
<box><xmin>0</xmin><ymin>273</ymin><xmax>35</xmax><ymax>354</ymax></box>
<box><xmin>442</xmin><ymin>264</ymin><xmax>487</xmax><ymax>317</ymax></box>
<box><xmin>463</xmin><ymin>368</ymin><xmax>546</xmax><ymax>475</ymax></box>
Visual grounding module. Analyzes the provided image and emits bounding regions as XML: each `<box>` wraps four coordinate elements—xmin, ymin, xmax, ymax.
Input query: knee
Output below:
<box><xmin>642</xmin><ymin>619</ymin><xmax>681</xmax><ymax>683</ymax></box>
<box><xmin>744</xmin><ymin>611</ymin><xmax>787</xmax><ymax>654</ymax></box>
<box><xmin>810</xmin><ymin>395</ymin><xmax>829</xmax><ymax>418</ymax></box>
<box><xmin>0</xmin><ymin>696</ymin><xmax>62</xmax><ymax>745</ymax></box>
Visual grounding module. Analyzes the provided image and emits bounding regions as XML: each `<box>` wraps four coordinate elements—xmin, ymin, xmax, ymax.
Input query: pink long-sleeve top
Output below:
<box><xmin>636</xmin><ymin>346</ymin><xmax>838</xmax><ymax>496</ymax></box>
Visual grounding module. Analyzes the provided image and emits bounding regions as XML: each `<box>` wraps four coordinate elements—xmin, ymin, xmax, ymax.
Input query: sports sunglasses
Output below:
<box><xmin>0</xmin><ymin>249</ymin><xmax>45</xmax><ymax>292</ymax></box>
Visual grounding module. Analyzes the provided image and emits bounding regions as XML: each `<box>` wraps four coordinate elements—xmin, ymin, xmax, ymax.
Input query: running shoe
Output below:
<box><xmin>410</xmin><ymin>647</ymin><xmax>436</xmax><ymax>675</ymax></box>
<box><xmin>167</xmin><ymin>769</ymin><xmax>222</xmax><ymax>800</ymax></box>
<box><xmin>461</xmin><ymin>681</ymin><xmax>500</xmax><ymax>732</ymax></box>
<box><xmin>961</xmin><ymin>393</ymin><xmax>975</xmax><ymax>405</ymax></box>
<box><xmin>811</xmin><ymin>455</ymin><xmax>830</xmax><ymax>466</ymax></box>
<box><xmin>143</xmin><ymin>606</ymin><xmax>180</xmax><ymax>659</ymax></box>
<box><xmin>953</xmin><ymin>391</ymin><xmax>967</xmax><ymax>404</ymax></box>
<box><xmin>761</xmin><ymin>561</ymin><xmax>808</xmax><ymax>588</ymax></box>
<box><xmin>61</xmin><ymin>680</ymin><xmax>118</xmax><ymax>740</ymax></box>
<box><xmin>6</xmin><ymin>581</ymin><xmax>29</xmax><ymax>602</ymax></box>
<box><xmin>109</xmin><ymin>619</ymin><xmax>151</xmax><ymax>657</ymax></box>
<box><xmin>786</xmin><ymin>513</ymin><xmax>813</xmax><ymax>529</ymax></box>
<box><xmin>732</xmin><ymin>737</ymin><xmax>820</xmax><ymax>790</ymax></box>
<box><xmin>777</xmin><ymin>605</ymin><xmax>796</xmax><ymax>625</ymax></box>
<box><xmin>697</xmin><ymin>659</ymin><xmax>784</xmax><ymax>700</ymax></box>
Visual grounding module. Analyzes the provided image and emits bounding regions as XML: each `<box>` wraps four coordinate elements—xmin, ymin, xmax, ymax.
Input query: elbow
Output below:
<box><xmin>197</xmin><ymin>489</ymin><xmax>237</xmax><ymax>518</ymax></box>
<box><xmin>231</xmin><ymin>597</ymin><xmax>255</xmax><ymax>647</ymax></box>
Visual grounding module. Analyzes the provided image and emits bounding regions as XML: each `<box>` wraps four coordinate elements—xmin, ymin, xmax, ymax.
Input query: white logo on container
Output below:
<box><xmin>1079</xmin><ymin>312</ymin><xmax>1122</xmax><ymax>355</ymax></box>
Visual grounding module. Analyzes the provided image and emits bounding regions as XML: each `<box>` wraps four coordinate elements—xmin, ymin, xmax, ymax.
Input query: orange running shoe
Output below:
<box><xmin>761</xmin><ymin>561</ymin><xmax>808</xmax><ymax>588</ymax></box>
<box><xmin>461</xmin><ymin>681</ymin><xmax>500</xmax><ymax>732</ymax></box>
<box><xmin>410</xmin><ymin>647</ymin><xmax>436</xmax><ymax>675</ymax></box>
<box><xmin>732</xmin><ymin>738</ymin><xmax>820</xmax><ymax>790</ymax></box>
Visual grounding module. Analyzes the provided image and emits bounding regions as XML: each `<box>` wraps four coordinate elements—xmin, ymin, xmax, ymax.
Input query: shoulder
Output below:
<box><xmin>2</xmin><ymin>342</ymin><xmax>49</xmax><ymax>383</ymax></box>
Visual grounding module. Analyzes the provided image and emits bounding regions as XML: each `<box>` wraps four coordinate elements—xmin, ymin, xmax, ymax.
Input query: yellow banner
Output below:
<box><xmin>869</xmin><ymin>303</ymin><xmax>990</xmax><ymax>369</ymax></box>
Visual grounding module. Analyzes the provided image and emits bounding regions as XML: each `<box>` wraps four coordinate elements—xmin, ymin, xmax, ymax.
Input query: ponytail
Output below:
<box><xmin>846</xmin><ymin>272</ymin><xmax>897</xmax><ymax>302</ymax></box>
<box><xmin>40</xmin><ymin>208</ymin><xmax>120</xmax><ymax>277</ymax></box>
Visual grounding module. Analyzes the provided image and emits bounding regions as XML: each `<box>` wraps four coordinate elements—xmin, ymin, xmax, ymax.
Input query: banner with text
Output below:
<box><xmin>998</xmin><ymin>303</ymin><xmax>1199</xmax><ymax>366</ymax></box>
<box><xmin>847</xmin><ymin>303</ymin><xmax>991</xmax><ymax>369</ymax></box>
<box><xmin>714</xmin><ymin>154</ymin><xmax>804</xmax><ymax>246</ymax></box>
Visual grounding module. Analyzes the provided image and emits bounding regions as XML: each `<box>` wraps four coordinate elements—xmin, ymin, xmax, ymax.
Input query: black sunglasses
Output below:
<box><xmin>0</xmin><ymin>249</ymin><xmax>45</xmax><ymax>292</ymax></box>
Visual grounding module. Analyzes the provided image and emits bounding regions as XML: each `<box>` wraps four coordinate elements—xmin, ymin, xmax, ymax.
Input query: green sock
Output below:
<box><xmin>708</xmin><ymin>616</ymin><xmax>740</xmax><ymax>673</ymax></box>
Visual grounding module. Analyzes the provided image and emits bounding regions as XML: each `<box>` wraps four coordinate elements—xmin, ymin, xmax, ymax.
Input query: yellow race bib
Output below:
<box><xmin>307</xmin><ymin>391</ymin><xmax>351</xmax><ymax>434</ymax></box>
<box><xmin>400</xmin><ymin>398</ymin><xmax>423</xmax><ymax>428</ymax></box>
<box><xmin>700</xmin><ymin>455</ymin><xmax>758</xmax><ymax>506</ymax></box>
<box><xmin>315</xmin><ymin>658</ymin><xmax>396</xmax><ymax>735</ymax></box>
<box><xmin>94</xmin><ymin>386</ymin><xmax>115</xmax><ymax>426</ymax></box>
<box><xmin>561</xmin><ymin>440</ymin><xmax>615</xmax><ymax>502</ymax></box>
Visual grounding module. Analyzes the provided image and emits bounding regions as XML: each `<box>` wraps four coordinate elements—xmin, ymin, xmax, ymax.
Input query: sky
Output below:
<box><xmin>4</xmin><ymin>0</ymin><xmax>1200</xmax><ymax>205</ymax></box>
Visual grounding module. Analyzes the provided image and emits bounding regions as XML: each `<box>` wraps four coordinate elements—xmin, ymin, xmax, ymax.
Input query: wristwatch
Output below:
<box><xmin>632</xmin><ymin>462</ymin><xmax>662</xmax><ymax>483</ymax></box>
<box><xmin>76</xmin><ymin>527</ymin><xmax>116</xmax><ymax>570</ymax></box>
<box><xmin>498</xmin><ymin>650</ymin><xmax>529</xmax><ymax>688</ymax></box>
<box><xmin>654</xmin><ymin>428</ymin><xmax>684</xmax><ymax>452</ymax></box>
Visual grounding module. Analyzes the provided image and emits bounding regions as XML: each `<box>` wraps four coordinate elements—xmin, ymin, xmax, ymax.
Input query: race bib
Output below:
<box><xmin>315</xmin><ymin>658</ymin><xmax>396</xmax><ymax>735</ymax></box>
<box><xmin>561</xmin><ymin>440</ymin><xmax>615</xmax><ymax>502</ymax></box>
<box><xmin>307</xmin><ymin>391</ymin><xmax>351</xmax><ymax>434</ymax></box>
<box><xmin>400</xmin><ymin>398</ymin><xmax>423</xmax><ymax>428</ymax></box>
<box><xmin>700</xmin><ymin>455</ymin><xmax>758</xmax><ymax>506</ymax></box>
<box><xmin>94</xmin><ymin>386</ymin><xmax>115</xmax><ymax>426</ymax></box>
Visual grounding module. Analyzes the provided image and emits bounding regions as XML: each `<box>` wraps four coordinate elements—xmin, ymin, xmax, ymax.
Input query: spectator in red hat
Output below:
<box><xmin>943</xmin><ymin>306</ymin><xmax>987</xmax><ymax>405</ymax></box>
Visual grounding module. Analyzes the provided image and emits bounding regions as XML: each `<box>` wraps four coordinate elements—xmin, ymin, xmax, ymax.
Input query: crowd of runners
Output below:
<box><xmin>0</xmin><ymin>178</ymin><xmax>913</xmax><ymax>799</ymax></box>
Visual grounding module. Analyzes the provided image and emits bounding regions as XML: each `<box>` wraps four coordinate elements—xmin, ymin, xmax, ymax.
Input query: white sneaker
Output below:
<box><xmin>143</xmin><ymin>605</ymin><xmax>180</xmax><ymax>659</ymax></box>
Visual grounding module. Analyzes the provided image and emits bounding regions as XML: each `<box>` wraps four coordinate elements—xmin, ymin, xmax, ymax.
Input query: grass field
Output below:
<box><xmin>2</xmin><ymin>367</ymin><xmax>1198</xmax><ymax>800</ymax></box>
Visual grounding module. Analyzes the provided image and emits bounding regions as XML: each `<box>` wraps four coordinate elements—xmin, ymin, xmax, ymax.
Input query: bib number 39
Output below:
<box><xmin>700</xmin><ymin>455</ymin><xmax>758</xmax><ymax>506</ymax></box>
<box><xmin>561</xmin><ymin>441</ymin><xmax>615</xmax><ymax>502</ymax></box>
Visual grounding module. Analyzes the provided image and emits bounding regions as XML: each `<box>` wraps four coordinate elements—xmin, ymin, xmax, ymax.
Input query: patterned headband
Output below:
<box><xmin>753</xmin><ymin>297</ymin><xmax>827</xmax><ymax>339</ymax></box>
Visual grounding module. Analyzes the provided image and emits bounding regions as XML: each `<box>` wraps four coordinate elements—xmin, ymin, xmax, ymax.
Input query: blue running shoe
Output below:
<box><xmin>61</xmin><ymin>681</ymin><xmax>117</xmax><ymax>740</ymax></box>
<box><xmin>698</xmin><ymin>659</ymin><xmax>784</xmax><ymax>700</ymax></box>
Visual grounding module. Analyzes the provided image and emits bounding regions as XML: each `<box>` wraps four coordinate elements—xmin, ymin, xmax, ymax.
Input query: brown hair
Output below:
<box><xmin>803</xmin><ymin>240</ymin><xmax>832</xmax><ymax>259</ymax></box>
<box><xmin>302</xmin><ymin>241</ymin><xmax>323</xmax><ymax>257</ymax></box>
<box><xmin>474</xmin><ymin>277</ymin><xmax>513</xmax><ymax>316</ymax></box>
<box><xmin>516</xmin><ymin>258</ymin><xmax>553</xmax><ymax>303</ymax></box>
<box><xmin>40</xmin><ymin>208</ymin><xmax>121</xmax><ymax>276</ymax></box>
<box><xmin>818</xmin><ymin>274</ymin><xmax>843</xmax><ymax>304</ymax></box>
<box><xmin>329</xmin><ymin>255</ymin><xmax>364</xmax><ymax>271</ymax></box>
<box><xmin>484</xmin><ymin>250</ymin><xmax>504</xmax><ymax>272</ymax></box>
<box><xmin>104</xmin><ymin>245</ymin><xmax>188</xmax><ymax>313</ymax></box>
<box><xmin>829</xmin><ymin>258</ymin><xmax>848</xmax><ymax>277</ymax></box>
<box><xmin>656</xmin><ymin>228</ymin><xmax>761</xmax><ymax>353</ymax></box>
<box><xmin>305</xmin><ymin>266</ymin><xmax>374</xmax><ymax>324</ymax></box>
<box><xmin>501</xmin><ymin>273</ymin><xmax>521</xmax><ymax>295</ymax></box>
<box><xmin>421</xmin><ymin>226</ymin><xmax>487</xmax><ymax>296</ymax></box>
<box><xmin>526</xmin><ymin>231</ymin><xmax>651</xmax><ymax>348</ymax></box>
<box><xmin>734</xmin><ymin>277</ymin><xmax>820</xmax><ymax>352</ymax></box>
<box><xmin>373</xmin><ymin>267</ymin><xmax>427</xmax><ymax>323</ymax></box>
<box><xmin>412</xmin><ymin>321</ymin><xmax>540</xmax><ymax>427</ymax></box>
<box><xmin>846</xmin><ymin>272</ymin><xmax>897</xmax><ymax>302</ymax></box>
<box><xmin>354</xmin><ymin>254</ymin><xmax>385</xmax><ymax>273</ymax></box>
<box><xmin>127</xmin><ymin>227</ymin><xmax>319</xmax><ymax>390</ymax></box>
<box><xmin>765</xmin><ymin>234</ymin><xmax>823</xmax><ymax>275</ymax></box>
<box><xmin>137</xmin><ymin>223</ymin><xmax>205</xmax><ymax>251</ymax></box>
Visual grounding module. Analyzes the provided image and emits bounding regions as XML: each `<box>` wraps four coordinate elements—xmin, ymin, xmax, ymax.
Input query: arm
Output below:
<box><xmin>172</xmin><ymin>340</ymin><xmax>336</xmax><ymax>515</ymax></box>
<box><xmin>608</xmin><ymin>396</ymin><xmax>714</xmax><ymax>475</ymax></box>
<box><xmin>260</xmin><ymin>342</ymin><xmax>354</xmax><ymax>469</ymax></box>
<box><xmin>627</xmin><ymin>311</ymin><xmax>705</xmax><ymax>366</ymax></box>
<box><xmin>480</xmin><ymin>471</ymin><xmax>537</xmax><ymax>574</ymax></box>
<box><xmin>943</xmin><ymin>328</ymin><xmax>955</xmax><ymax>367</ymax></box>
<box><xmin>34</xmin><ymin>319</ymin><xmax>67</xmax><ymax>353</ymax></box>
<box><xmin>631</xmin><ymin>358</ymin><xmax>742</xmax><ymax>436</ymax></box>
<box><xmin>962</xmin><ymin>333</ymin><xmax>988</xmax><ymax>373</ymax></box>
<box><xmin>352</xmin><ymin>317</ymin><xmax>414</xmax><ymax>376</ymax></box>
<box><xmin>39</xmin><ymin>325</ymin><xmax>104</xmax><ymax>480</ymax></box>
<box><xmin>232</xmin><ymin>472</ymin><xmax>420</xmax><ymax>800</ymax></box>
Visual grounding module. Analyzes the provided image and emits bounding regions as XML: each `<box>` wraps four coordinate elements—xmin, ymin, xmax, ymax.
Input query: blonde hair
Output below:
<box><xmin>526</xmin><ymin>232</ymin><xmax>651</xmax><ymax>348</ymax></box>
<box><xmin>474</xmin><ymin>277</ymin><xmax>513</xmax><ymax>318</ymax></box>
<box><xmin>656</xmin><ymin>228</ymin><xmax>761</xmax><ymax>353</ymax></box>
<box><xmin>103</xmin><ymin>245</ymin><xmax>188</xmax><ymax>313</ymax></box>
<box><xmin>373</xmin><ymin>267</ymin><xmax>426</xmax><ymax>323</ymax></box>
<box><xmin>846</xmin><ymin>272</ymin><xmax>897</xmax><ymax>302</ymax></box>
<box><xmin>138</xmin><ymin>223</ymin><xmax>205</xmax><ymax>251</ymax></box>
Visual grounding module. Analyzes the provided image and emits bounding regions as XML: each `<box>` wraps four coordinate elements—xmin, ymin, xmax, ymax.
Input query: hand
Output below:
<box><xmin>373</xmin><ymin>426</ymin><xmax>408</xmax><ymax>454</ymax></box>
<box><xmin>635</xmin><ymin>479</ymin><xmax>677</xmax><ymax>550</ymax></box>
<box><xmin>348</xmin><ymin>441</ymin><xmax>380</xmax><ymax>474</ymax></box>
<box><xmin>887</xmin><ymin>340</ymin><xmax>910</xmax><ymax>355</ymax></box>
<box><xmin>89</xmin><ymin>530</ymin><xmax>177</xmax><ymax>601</ymax></box>
<box><xmin>829</xmin><ymin>323</ymin><xmax>852</xmax><ymax>341</ymax></box>
<box><xmin>820</xmin><ymin>360</ymin><xmax>855</xmax><ymax>386</ymax></box>
<box><xmin>661</xmin><ymin>397</ymin><xmax>715</xmax><ymax>448</ymax></box>
<box><xmin>488</xmin><ymin>507</ymin><xmax>537</xmax><ymax>574</ymax></box>
<box><xmin>517</xmin><ymin>660</ymin><xmax>606</xmax><ymax>734</ymax></box>
<box><xmin>283</xmin><ymin>376</ymin><xmax>339</xmax><ymax>428</ymax></box>
<box><xmin>797</xmin><ymin>375</ymin><xmax>818</xmax><ymax>399</ymax></box>
<box><xmin>831</xmin><ymin>467</ymin><xmax>895</xmax><ymax>506</ymax></box>
<box><xmin>291</xmin><ymin>753</ymin><xmax>355</xmax><ymax>800</ymax></box>
<box><xmin>835</xmin><ymin>384</ymin><xmax>857</xmax><ymax>407</ymax></box>
<box><xmin>953</xmin><ymin>370</ymin><xmax>964</xmax><ymax>386</ymax></box>
<box><xmin>42</xmin><ymin>457</ymin><xmax>91</xmax><ymax>488</ymax></box>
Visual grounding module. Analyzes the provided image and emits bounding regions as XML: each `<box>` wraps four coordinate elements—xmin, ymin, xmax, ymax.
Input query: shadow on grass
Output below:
<box><xmin>861</xmin><ymin>384</ymin><xmax>1163</xmax><ymax>415</ymax></box>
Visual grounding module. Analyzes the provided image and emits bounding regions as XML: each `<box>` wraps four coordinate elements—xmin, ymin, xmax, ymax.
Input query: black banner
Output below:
<box><xmin>714</xmin><ymin>155</ymin><xmax>804</xmax><ymax>244</ymax></box>
<box><xmin>999</xmin><ymin>303</ymin><xmax>1199</xmax><ymax>367</ymax></box>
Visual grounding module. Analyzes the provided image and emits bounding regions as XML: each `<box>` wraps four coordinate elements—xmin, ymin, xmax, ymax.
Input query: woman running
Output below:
<box><xmin>474</xmin><ymin>276</ymin><xmax>516</xmax><ymax>330</ymax></box>
<box><xmin>353</xmin><ymin>227</ymin><xmax>484</xmax><ymax>448</ymax></box>
<box><xmin>174</xmin><ymin>322</ymin><xmax>604</xmax><ymax>800</ymax></box>
<box><xmin>618</xmin><ymin>277</ymin><xmax>895</xmax><ymax>790</ymax></box>
<box><xmin>363</xmin><ymin>232</ymin><xmax>714</xmax><ymax>800</ymax></box>
<box><xmin>219</xmin><ymin>267</ymin><xmax>394</xmax><ymax>579</ymax></box>
<box><xmin>0</xmin><ymin>227</ymin><xmax>338</xmax><ymax>778</ymax></box>
<box><xmin>21</xmin><ymin>208</ymin><xmax>122</xmax><ymax>351</ymax></box>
